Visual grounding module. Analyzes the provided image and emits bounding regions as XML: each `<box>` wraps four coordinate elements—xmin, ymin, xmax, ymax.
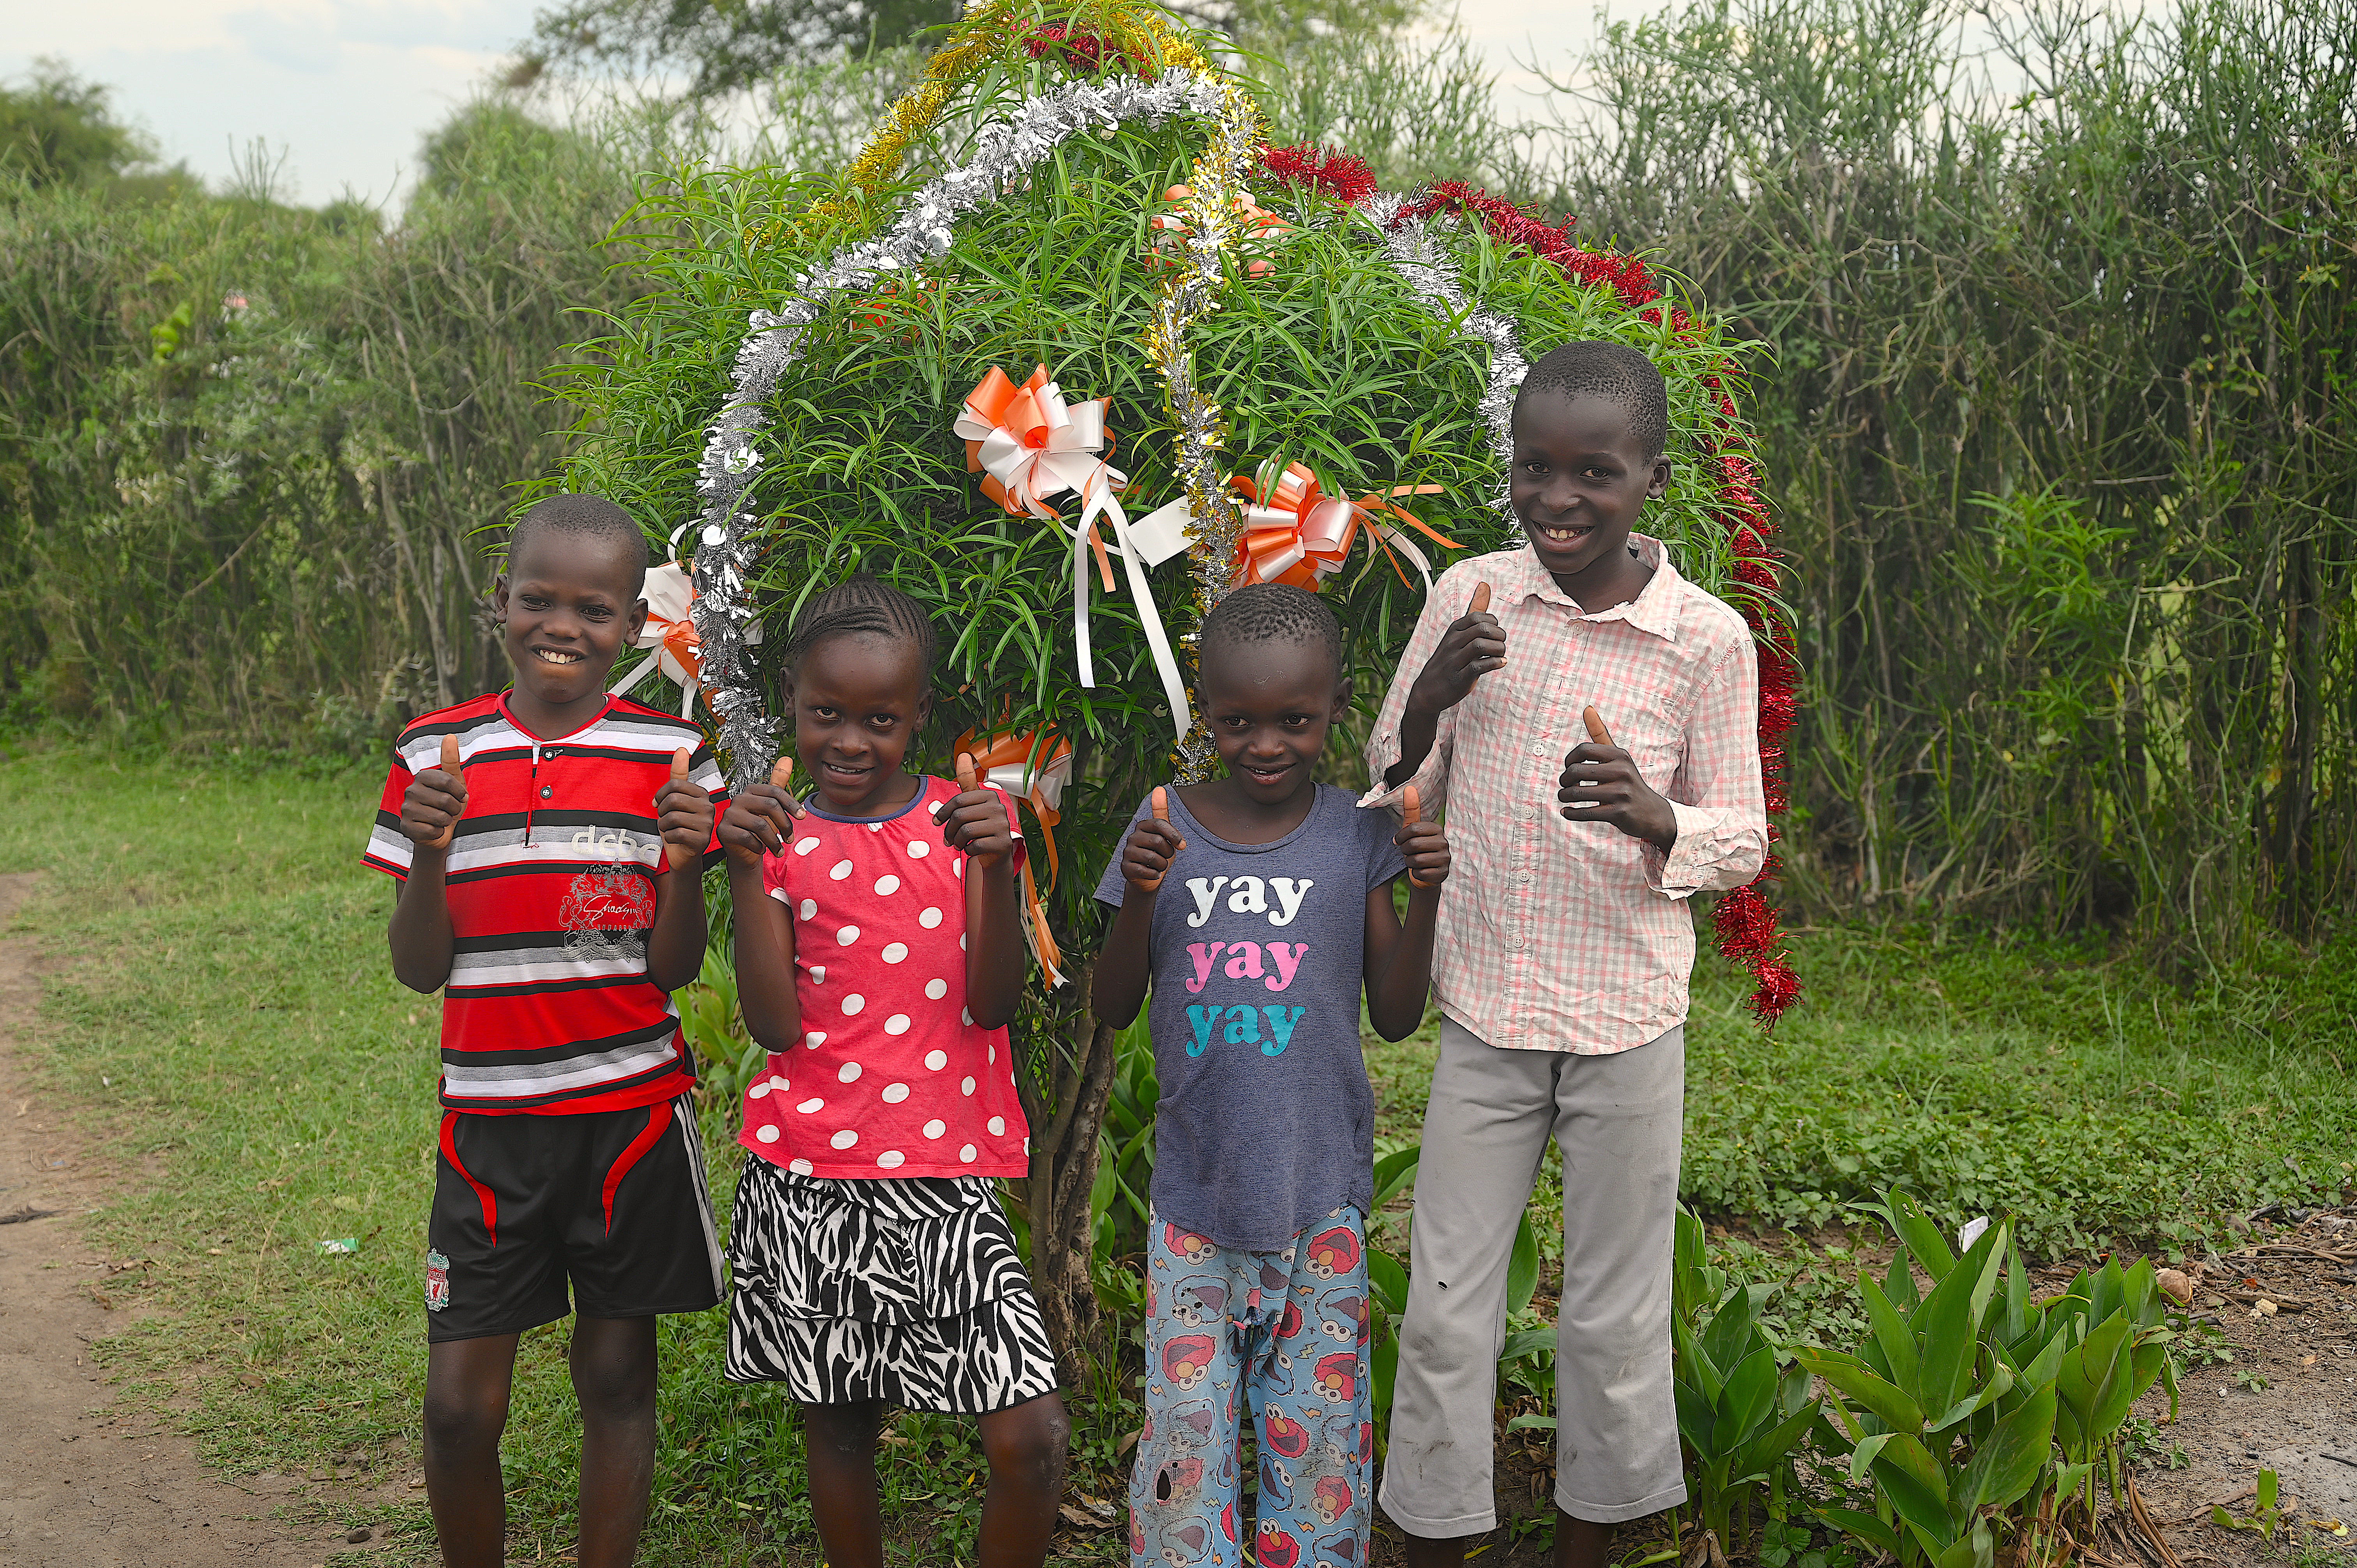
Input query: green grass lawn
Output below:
<box><xmin>2</xmin><ymin>742</ymin><xmax>2349</xmax><ymax>1564</ymax></box>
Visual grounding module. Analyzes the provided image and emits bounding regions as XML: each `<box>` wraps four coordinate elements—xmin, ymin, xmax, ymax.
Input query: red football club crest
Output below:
<box><xmin>425</xmin><ymin>1248</ymin><xmax>451</xmax><ymax>1312</ymax></box>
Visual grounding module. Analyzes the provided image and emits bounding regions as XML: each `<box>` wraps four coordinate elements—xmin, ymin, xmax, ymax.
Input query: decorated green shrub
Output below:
<box><xmin>557</xmin><ymin>0</ymin><xmax>1796</xmax><ymax>1349</ymax></box>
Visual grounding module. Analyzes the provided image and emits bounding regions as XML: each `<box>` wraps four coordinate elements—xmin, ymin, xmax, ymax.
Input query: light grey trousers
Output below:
<box><xmin>1378</xmin><ymin>1016</ymin><xmax>1687</xmax><ymax>1536</ymax></box>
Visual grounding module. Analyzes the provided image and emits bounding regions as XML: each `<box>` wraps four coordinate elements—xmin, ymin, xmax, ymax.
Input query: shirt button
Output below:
<box><xmin>539</xmin><ymin>786</ymin><xmax>553</xmax><ymax>799</ymax></box>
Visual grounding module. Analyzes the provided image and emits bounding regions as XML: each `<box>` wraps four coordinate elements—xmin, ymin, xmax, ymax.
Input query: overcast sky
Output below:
<box><xmin>4</xmin><ymin>0</ymin><xmax>1606</xmax><ymax>208</ymax></box>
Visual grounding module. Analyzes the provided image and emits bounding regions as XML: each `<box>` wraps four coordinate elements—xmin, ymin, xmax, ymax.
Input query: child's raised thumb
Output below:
<box><xmin>670</xmin><ymin>747</ymin><xmax>689</xmax><ymax>782</ymax></box>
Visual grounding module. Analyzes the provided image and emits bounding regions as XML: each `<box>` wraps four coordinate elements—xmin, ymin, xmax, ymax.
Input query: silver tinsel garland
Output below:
<box><xmin>687</xmin><ymin>69</ymin><xmax>1238</xmax><ymax>788</ymax></box>
<box><xmin>1362</xmin><ymin>192</ymin><xmax>1529</xmax><ymax>525</ymax></box>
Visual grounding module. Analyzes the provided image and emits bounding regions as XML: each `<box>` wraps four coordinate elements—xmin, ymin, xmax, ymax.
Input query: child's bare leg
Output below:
<box><xmin>1403</xmin><ymin>1533</ymin><xmax>1469</xmax><ymax>1568</ymax></box>
<box><xmin>975</xmin><ymin>1391</ymin><xmax>1071</xmax><ymax>1568</ymax></box>
<box><xmin>571</xmin><ymin>1316</ymin><xmax>659</xmax><ymax>1568</ymax></box>
<box><xmin>424</xmin><ymin>1333</ymin><xmax>520</xmax><ymax>1567</ymax></box>
<box><xmin>804</xmin><ymin>1400</ymin><xmax>888</xmax><ymax>1568</ymax></box>
<box><xmin>1554</xmin><ymin>1511</ymin><xmax>1613</xmax><ymax>1568</ymax></box>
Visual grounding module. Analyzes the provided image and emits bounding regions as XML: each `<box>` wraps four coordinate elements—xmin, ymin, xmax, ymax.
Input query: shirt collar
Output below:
<box><xmin>1499</xmin><ymin>535</ymin><xmax>1685</xmax><ymax>643</ymax></box>
<box><xmin>496</xmin><ymin>689</ymin><xmax>619</xmax><ymax>744</ymax></box>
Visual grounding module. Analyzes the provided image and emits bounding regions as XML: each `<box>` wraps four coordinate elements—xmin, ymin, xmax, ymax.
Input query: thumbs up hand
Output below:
<box><xmin>934</xmin><ymin>751</ymin><xmax>1017</xmax><ymax>872</ymax></box>
<box><xmin>401</xmin><ymin>732</ymin><xmax>470</xmax><ymax>851</ymax></box>
<box><xmin>1398</xmin><ymin>783</ymin><xmax>1454</xmax><ymax>890</ymax></box>
<box><xmin>1121</xmin><ymin>786</ymin><xmax>1187</xmax><ymax>895</ymax></box>
<box><xmin>719</xmin><ymin>757</ymin><xmax>802</xmax><ymax>866</ymax></box>
<box><xmin>1405</xmin><ymin>579</ymin><xmax>1504</xmax><ymax>722</ymax></box>
<box><xmin>655</xmin><ymin>748</ymin><xmax>716</xmax><ymax>872</ymax></box>
<box><xmin>1557</xmin><ymin>704</ymin><xmax>1677</xmax><ymax>851</ymax></box>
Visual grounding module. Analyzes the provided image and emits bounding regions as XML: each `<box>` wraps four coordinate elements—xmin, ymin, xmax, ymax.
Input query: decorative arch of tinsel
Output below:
<box><xmin>682</xmin><ymin>44</ymin><xmax>1800</xmax><ymax>1025</ymax></box>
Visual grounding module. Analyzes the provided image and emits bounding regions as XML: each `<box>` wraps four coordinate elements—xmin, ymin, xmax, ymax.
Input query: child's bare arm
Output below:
<box><xmin>1363</xmin><ymin>804</ymin><xmax>1451</xmax><ymax>1040</ymax></box>
<box><xmin>387</xmin><ymin>735</ymin><xmax>464</xmax><ymax>993</ymax></box>
<box><xmin>1091</xmin><ymin>797</ymin><xmax>1184</xmax><ymax>1028</ymax></box>
<box><xmin>1384</xmin><ymin>582</ymin><xmax>1499</xmax><ymax>789</ymax></box>
<box><xmin>645</xmin><ymin>750</ymin><xmax>714</xmax><ymax>992</ymax></box>
<box><xmin>721</xmin><ymin>772</ymin><xmax>804</xmax><ymax>1052</ymax></box>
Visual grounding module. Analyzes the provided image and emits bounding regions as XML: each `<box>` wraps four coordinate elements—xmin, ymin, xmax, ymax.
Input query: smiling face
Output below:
<box><xmin>493</xmin><ymin>529</ymin><xmax>647</xmax><ymax>735</ymax></box>
<box><xmin>783</xmin><ymin>632</ymin><xmax>929</xmax><ymax>816</ymax></box>
<box><xmin>1198</xmin><ymin>636</ymin><xmax>1348</xmax><ymax>812</ymax></box>
<box><xmin>1509</xmin><ymin>389</ymin><xmax>1671</xmax><ymax>601</ymax></box>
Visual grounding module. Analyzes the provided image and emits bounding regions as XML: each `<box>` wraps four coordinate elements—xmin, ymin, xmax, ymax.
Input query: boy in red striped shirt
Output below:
<box><xmin>367</xmin><ymin>494</ymin><xmax>726</xmax><ymax>1568</ymax></box>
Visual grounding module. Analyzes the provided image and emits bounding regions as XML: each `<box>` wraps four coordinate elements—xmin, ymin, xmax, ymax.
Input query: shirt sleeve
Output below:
<box><xmin>1358</xmin><ymin>566</ymin><xmax>1481</xmax><ymax>818</ymax></box>
<box><xmin>1361</xmin><ymin>788</ymin><xmax>1408</xmax><ymax>891</ymax></box>
<box><xmin>1643</xmin><ymin>639</ymin><xmax>1769</xmax><ymax>899</ymax></box>
<box><xmin>362</xmin><ymin>738</ymin><xmax>420</xmax><ymax>881</ymax></box>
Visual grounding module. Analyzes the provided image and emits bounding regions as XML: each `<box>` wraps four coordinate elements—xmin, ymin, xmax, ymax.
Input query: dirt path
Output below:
<box><xmin>0</xmin><ymin>871</ymin><xmax>382</xmax><ymax>1568</ymax></box>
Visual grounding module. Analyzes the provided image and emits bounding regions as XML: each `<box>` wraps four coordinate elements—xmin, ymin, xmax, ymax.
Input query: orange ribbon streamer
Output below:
<box><xmin>954</xmin><ymin>726</ymin><xmax>1076</xmax><ymax>989</ymax></box>
<box><xmin>1227</xmin><ymin>459</ymin><xmax>1457</xmax><ymax>593</ymax></box>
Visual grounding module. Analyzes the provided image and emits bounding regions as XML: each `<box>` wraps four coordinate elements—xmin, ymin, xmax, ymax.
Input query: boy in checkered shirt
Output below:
<box><xmin>1362</xmin><ymin>343</ymin><xmax>1768</xmax><ymax>1567</ymax></box>
<box><xmin>367</xmin><ymin>494</ymin><xmax>726</xmax><ymax>1568</ymax></box>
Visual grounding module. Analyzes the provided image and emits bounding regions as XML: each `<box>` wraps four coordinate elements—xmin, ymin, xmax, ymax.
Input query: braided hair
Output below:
<box><xmin>779</xmin><ymin>574</ymin><xmax>941</xmax><ymax>671</ymax></box>
<box><xmin>1514</xmin><ymin>341</ymin><xmax>1670</xmax><ymax>460</ymax></box>
<box><xmin>1198</xmin><ymin>582</ymin><xmax>1346</xmax><ymax>687</ymax></box>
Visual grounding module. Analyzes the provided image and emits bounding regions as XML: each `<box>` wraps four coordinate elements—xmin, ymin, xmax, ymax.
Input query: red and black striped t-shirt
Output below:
<box><xmin>364</xmin><ymin>692</ymin><xmax>728</xmax><ymax>1116</ymax></box>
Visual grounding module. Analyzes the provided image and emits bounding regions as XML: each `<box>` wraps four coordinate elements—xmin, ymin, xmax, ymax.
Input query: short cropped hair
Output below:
<box><xmin>780</xmin><ymin>574</ymin><xmax>940</xmax><ymax>671</ymax></box>
<box><xmin>1514</xmin><ymin>341</ymin><xmax>1670</xmax><ymax>460</ymax></box>
<box><xmin>507</xmin><ymin>494</ymin><xmax>650</xmax><ymax>581</ymax></box>
<box><xmin>1198</xmin><ymin>583</ymin><xmax>1345</xmax><ymax>687</ymax></box>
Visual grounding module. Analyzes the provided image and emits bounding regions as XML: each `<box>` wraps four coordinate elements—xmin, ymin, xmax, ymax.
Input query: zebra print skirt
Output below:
<box><xmin>724</xmin><ymin>1156</ymin><xmax>1060</xmax><ymax>1413</ymax></box>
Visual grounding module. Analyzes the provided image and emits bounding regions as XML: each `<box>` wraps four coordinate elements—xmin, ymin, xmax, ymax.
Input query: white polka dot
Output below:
<box><xmin>842</xmin><ymin>993</ymin><xmax>865</xmax><ymax>1015</ymax></box>
<box><xmin>961</xmin><ymin>1008</ymin><xmax>974</xmax><ymax>1025</ymax></box>
<box><xmin>882</xmin><ymin>1082</ymin><xmax>910</xmax><ymax>1104</ymax></box>
<box><xmin>867</xmin><ymin>821</ymin><xmax>883</xmax><ymax>833</ymax></box>
<box><xmin>830</xmin><ymin>1128</ymin><xmax>859</xmax><ymax>1149</ymax></box>
<box><xmin>924</xmin><ymin>1049</ymin><xmax>949</xmax><ymax>1070</ymax></box>
<box><xmin>924</xmin><ymin>978</ymin><xmax>948</xmax><ymax>1000</ymax></box>
<box><xmin>988</xmin><ymin>1115</ymin><xmax>1006</xmax><ymax>1135</ymax></box>
<box><xmin>877</xmin><ymin>1150</ymin><xmax>905</xmax><ymax>1169</ymax></box>
<box><xmin>769</xmin><ymin>1074</ymin><xmax>789</xmax><ymax>1091</ymax></box>
<box><xmin>961</xmin><ymin>1075</ymin><xmax>976</xmax><ymax>1096</ymax></box>
<box><xmin>923</xmin><ymin>1119</ymin><xmax>947</xmax><ymax>1138</ymax></box>
<box><xmin>955</xmin><ymin>858</ymin><xmax>965</xmax><ymax>880</ymax></box>
<box><xmin>959</xmin><ymin>1144</ymin><xmax>978</xmax><ymax>1163</ymax></box>
<box><xmin>789</xmin><ymin>1158</ymin><xmax>814</xmax><ymax>1175</ymax></box>
<box><xmin>793</xmin><ymin>836</ymin><xmax>820</xmax><ymax>856</ymax></box>
<box><xmin>919</xmin><ymin>906</ymin><xmax>944</xmax><ymax>929</ymax></box>
<box><xmin>836</xmin><ymin>924</ymin><xmax>860</xmax><ymax>946</ymax></box>
<box><xmin>748</xmin><ymin>1081</ymin><xmax>772</xmax><ymax>1098</ymax></box>
<box><xmin>882</xmin><ymin>942</ymin><xmax>908</xmax><ymax>964</ymax></box>
<box><xmin>988</xmin><ymin>1044</ymin><xmax>997</xmax><ymax>1065</ymax></box>
<box><xmin>874</xmin><ymin>874</ymin><xmax>901</xmax><ymax>896</ymax></box>
<box><xmin>798</xmin><ymin>897</ymin><xmax>817</xmax><ymax>920</ymax></box>
<box><xmin>755</xmin><ymin>1123</ymin><xmax>780</xmax><ymax>1142</ymax></box>
<box><xmin>884</xmin><ymin>1014</ymin><xmax>911</xmax><ymax>1036</ymax></box>
<box><xmin>907</xmin><ymin>839</ymin><xmax>931</xmax><ymax>858</ymax></box>
<box><xmin>829</xmin><ymin>858</ymin><xmax>854</xmax><ymax>881</ymax></box>
<box><xmin>809</xmin><ymin>966</ymin><xmax>827</xmax><ymax>985</ymax></box>
<box><xmin>838</xmin><ymin>1061</ymin><xmax>862</xmax><ymax>1083</ymax></box>
<box><xmin>804</xmin><ymin>1030</ymin><xmax>826</xmax><ymax>1048</ymax></box>
<box><xmin>959</xmin><ymin>933</ymin><xmax>968</xmax><ymax>950</ymax></box>
<box><xmin>797</xmin><ymin>1097</ymin><xmax>824</xmax><ymax>1113</ymax></box>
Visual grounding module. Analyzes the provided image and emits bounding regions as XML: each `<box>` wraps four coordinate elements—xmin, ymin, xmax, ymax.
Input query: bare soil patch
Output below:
<box><xmin>0</xmin><ymin>871</ymin><xmax>395</xmax><ymax>1568</ymax></box>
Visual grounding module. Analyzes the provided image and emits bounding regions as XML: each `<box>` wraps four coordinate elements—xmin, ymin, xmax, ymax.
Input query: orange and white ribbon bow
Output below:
<box><xmin>952</xmin><ymin>364</ymin><xmax>1191</xmax><ymax>739</ymax></box>
<box><xmin>1229</xmin><ymin>459</ymin><xmax>1458</xmax><ymax>594</ymax></box>
<box><xmin>955</xmin><ymin>727</ymin><xmax>1075</xmax><ymax>989</ymax></box>
<box><xmin>1152</xmin><ymin>184</ymin><xmax>1290</xmax><ymax>277</ymax></box>
<box><xmin>610</xmin><ymin>561</ymin><xmax>705</xmax><ymax>715</ymax></box>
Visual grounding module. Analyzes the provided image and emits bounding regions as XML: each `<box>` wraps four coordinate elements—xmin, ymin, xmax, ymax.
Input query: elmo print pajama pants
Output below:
<box><xmin>1130</xmin><ymin>1207</ymin><xmax>1373</xmax><ymax>1568</ymax></box>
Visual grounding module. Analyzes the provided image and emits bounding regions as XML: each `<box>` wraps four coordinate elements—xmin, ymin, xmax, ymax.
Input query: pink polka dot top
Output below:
<box><xmin>738</xmin><ymin>775</ymin><xmax>1030</xmax><ymax>1180</ymax></box>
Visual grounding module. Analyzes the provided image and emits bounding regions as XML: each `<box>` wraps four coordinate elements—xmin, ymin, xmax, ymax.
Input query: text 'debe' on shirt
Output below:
<box><xmin>364</xmin><ymin>692</ymin><xmax>726</xmax><ymax>1116</ymax></box>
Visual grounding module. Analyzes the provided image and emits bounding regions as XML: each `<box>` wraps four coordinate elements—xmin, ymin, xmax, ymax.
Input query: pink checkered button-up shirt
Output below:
<box><xmin>1360</xmin><ymin>538</ymin><xmax>1767</xmax><ymax>1053</ymax></box>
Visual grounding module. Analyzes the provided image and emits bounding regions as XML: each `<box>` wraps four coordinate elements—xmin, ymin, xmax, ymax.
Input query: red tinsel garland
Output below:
<box><xmin>1019</xmin><ymin>23</ymin><xmax>1135</xmax><ymax>73</ymax></box>
<box><xmin>1258</xmin><ymin>149</ymin><xmax>1803</xmax><ymax>1024</ymax></box>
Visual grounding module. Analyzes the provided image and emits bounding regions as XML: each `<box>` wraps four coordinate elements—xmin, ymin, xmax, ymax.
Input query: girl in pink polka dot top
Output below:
<box><xmin>714</xmin><ymin>577</ymin><xmax>1068</xmax><ymax>1568</ymax></box>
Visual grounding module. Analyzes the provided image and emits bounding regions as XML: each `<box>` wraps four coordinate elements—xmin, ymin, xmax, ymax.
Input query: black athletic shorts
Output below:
<box><xmin>425</xmin><ymin>1092</ymin><xmax>724</xmax><ymax>1342</ymax></box>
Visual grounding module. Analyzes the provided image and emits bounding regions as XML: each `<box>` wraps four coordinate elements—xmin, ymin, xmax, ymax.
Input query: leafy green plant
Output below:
<box><xmin>1669</xmin><ymin>1216</ymin><xmax>1820</xmax><ymax>1564</ymax></box>
<box><xmin>676</xmin><ymin>943</ymin><xmax>762</xmax><ymax>1102</ymax></box>
<box><xmin>2212</xmin><ymin>1469</ymin><xmax>2287</xmax><ymax>1543</ymax></box>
